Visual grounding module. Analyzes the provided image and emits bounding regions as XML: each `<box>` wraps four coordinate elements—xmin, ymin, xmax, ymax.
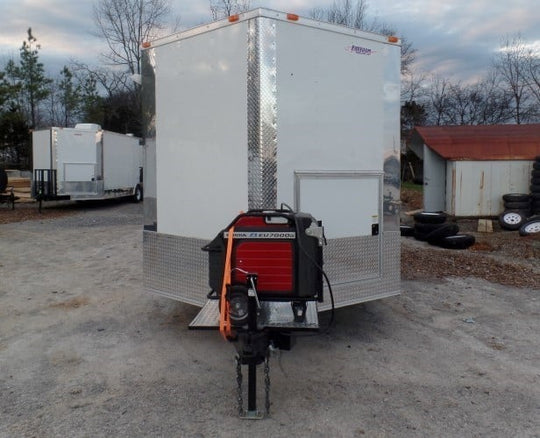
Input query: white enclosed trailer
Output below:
<box><xmin>142</xmin><ymin>8</ymin><xmax>401</xmax><ymax>311</ymax></box>
<box><xmin>32</xmin><ymin>124</ymin><xmax>143</xmax><ymax>203</ymax></box>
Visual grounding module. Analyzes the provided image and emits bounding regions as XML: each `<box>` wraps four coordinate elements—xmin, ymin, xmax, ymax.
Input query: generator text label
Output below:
<box><xmin>223</xmin><ymin>231</ymin><xmax>296</xmax><ymax>239</ymax></box>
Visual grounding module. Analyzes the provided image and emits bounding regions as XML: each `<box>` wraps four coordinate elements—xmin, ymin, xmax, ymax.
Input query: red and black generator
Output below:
<box><xmin>204</xmin><ymin>209</ymin><xmax>323</xmax><ymax>312</ymax></box>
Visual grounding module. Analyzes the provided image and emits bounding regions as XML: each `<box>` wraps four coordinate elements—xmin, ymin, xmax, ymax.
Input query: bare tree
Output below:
<box><xmin>401</xmin><ymin>71</ymin><xmax>426</xmax><ymax>104</ymax></box>
<box><xmin>92</xmin><ymin>0</ymin><xmax>179</xmax><ymax>135</ymax></box>
<box><xmin>210</xmin><ymin>0</ymin><xmax>250</xmax><ymax>20</ymax></box>
<box><xmin>71</xmin><ymin>61</ymin><xmax>130</xmax><ymax>99</ymax></box>
<box><xmin>311</xmin><ymin>0</ymin><xmax>369</xmax><ymax>29</ymax></box>
<box><xmin>310</xmin><ymin>1</ymin><xmax>416</xmax><ymax>74</ymax></box>
<box><xmin>522</xmin><ymin>41</ymin><xmax>540</xmax><ymax>108</ymax></box>
<box><xmin>425</xmin><ymin>76</ymin><xmax>451</xmax><ymax>126</ymax></box>
<box><xmin>93</xmin><ymin>0</ymin><xmax>178</xmax><ymax>76</ymax></box>
<box><xmin>526</xmin><ymin>56</ymin><xmax>540</xmax><ymax>105</ymax></box>
<box><xmin>474</xmin><ymin>72</ymin><xmax>513</xmax><ymax>124</ymax></box>
<box><xmin>493</xmin><ymin>34</ymin><xmax>537</xmax><ymax>124</ymax></box>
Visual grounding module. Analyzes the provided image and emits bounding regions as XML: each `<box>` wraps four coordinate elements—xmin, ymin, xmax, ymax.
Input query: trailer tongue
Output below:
<box><xmin>189</xmin><ymin>208</ymin><xmax>325</xmax><ymax>417</ymax></box>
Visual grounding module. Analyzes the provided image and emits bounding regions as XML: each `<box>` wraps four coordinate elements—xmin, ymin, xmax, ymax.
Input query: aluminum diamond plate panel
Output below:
<box><xmin>324</xmin><ymin>236</ymin><xmax>380</xmax><ymax>284</ymax></box>
<box><xmin>319</xmin><ymin>232</ymin><xmax>400</xmax><ymax>311</ymax></box>
<box><xmin>247</xmin><ymin>17</ymin><xmax>277</xmax><ymax>210</ymax></box>
<box><xmin>144</xmin><ymin>230</ymin><xmax>400</xmax><ymax>310</ymax></box>
<box><xmin>143</xmin><ymin>231</ymin><xmax>208</xmax><ymax>307</ymax></box>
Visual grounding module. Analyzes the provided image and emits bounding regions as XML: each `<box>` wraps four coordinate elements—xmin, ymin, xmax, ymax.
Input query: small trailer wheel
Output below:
<box><xmin>133</xmin><ymin>184</ymin><xmax>143</xmax><ymax>203</ymax></box>
<box><xmin>498</xmin><ymin>210</ymin><xmax>527</xmax><ymax>230</ymax></box>
<box><xmin>519</xmin><ymin>217</ymin><xmax>540</xmax><ymax>236</ymax></box>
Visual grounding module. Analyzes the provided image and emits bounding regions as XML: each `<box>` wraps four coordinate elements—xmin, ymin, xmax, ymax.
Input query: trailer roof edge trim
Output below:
<box><xmin>144</xmin><ymin>8</ymin><xmax>401</xmax><ymax>49</ymax></box>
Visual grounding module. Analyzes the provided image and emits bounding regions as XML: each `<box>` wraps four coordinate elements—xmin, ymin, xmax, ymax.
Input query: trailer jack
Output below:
<box><xmin>232</xmin><ymin>288</ymin><xmax>289</xmax><ymax>419</ymax></box>
<box><xmin>190</xmin><ymin>209</ymin><xmax>323</xmax><ymax>417</ymax></box>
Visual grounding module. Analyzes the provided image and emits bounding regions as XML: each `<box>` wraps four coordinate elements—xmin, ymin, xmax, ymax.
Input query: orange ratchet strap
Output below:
<box><xmin>219</xmin><ymin>225</ymin><xmax>235</xmax><ymax>340</ymax></box>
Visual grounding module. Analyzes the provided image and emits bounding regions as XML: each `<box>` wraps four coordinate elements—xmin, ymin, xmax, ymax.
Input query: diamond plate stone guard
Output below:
<box><xmin>144</xmin><ymin>230</ymin><xmax>400</xmax><ymax>310</ymax></box>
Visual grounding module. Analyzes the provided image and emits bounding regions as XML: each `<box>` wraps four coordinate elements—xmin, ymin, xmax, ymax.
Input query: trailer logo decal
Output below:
<box><xmin>224</xmin><ymin>231</ymin><xmax>296</xmax><ymax>239</ymax></box>
<box><xmin>346</xmin><ymin>45</ymin><xmax>374</xmax><ymax>55</ymax></box>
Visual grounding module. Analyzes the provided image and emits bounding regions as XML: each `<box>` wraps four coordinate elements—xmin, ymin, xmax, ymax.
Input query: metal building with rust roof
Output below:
<box><xmin>410</xmin><ymin>124</ymin><xmax>540</xmax><ymax>216</ymax></box>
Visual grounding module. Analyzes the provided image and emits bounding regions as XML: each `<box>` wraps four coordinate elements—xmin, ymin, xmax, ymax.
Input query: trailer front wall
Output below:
<box><xmin>32</xmin><ymin>130</ymin><xmax>53</xmax><ymax>170</ymax></box>
<box><xmin>143</xmin><ymin>10</ymin><xmax>401</xmax><ymax>309</ymax></box>
<box><xmin>102</xmin><ymin>132</ymin><xmax>142</xmax><ymax>191</ymax></box>
<box><xmin>273</xmin><ymin>19</ymin><xmax>400</xmax><ymax>307</ymax></box>
<box><xmin>154</xmin><ymin>22</ymin><xmax>249</xmax><ymax>238</ymax></box>
<box><xmin>55</xmin><ymin>128</ymin><xmax>99</xmax><ymax>195</ymax></box>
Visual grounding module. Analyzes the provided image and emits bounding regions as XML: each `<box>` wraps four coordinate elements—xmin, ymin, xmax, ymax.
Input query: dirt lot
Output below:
<box><xmin>1</xmin><ymin>200</ymin><xmax>539</xmax><ymax>437</ymax></box>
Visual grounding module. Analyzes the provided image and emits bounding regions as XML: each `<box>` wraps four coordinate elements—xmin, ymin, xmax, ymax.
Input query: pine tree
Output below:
<box><xmin>5</xmin><ymin>28</ymin><xmax>52</xmax><ymax>129</ymax></box>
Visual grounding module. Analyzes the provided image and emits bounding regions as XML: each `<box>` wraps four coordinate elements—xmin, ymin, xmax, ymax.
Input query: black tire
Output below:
<box><xmin>504</xmin><ymin>200</ymin><xmax>530</xmax><ymax>210</ymax></box>
<box><xmin>413</xmin><ymin>230</ymin><xmax>430</xmax><ymax>241</ymax></box>
<box><xmin>531</xmin><ymin>177</ymin><xmax>540</xmax><ymax>185</ymax></box>
<box><xmin>530</xmin><ymin>184</ymin><xmax>540</xmax><ymax>193</ymax></box>
<box><xmin>438</xmin><ymin>234</ymin><xmax>476</xmax><ymax>250</ymax></box>
<box><xmin>499</xmin><ymin>210</ymin><xmax>528</xmax><ymax>230</ymax></box>
<box><xmin>0</xmin><ymin>169</ymin><xmax>7</xmax><ymax>193</ymax></box>
<box><xmin>415</xmin><ymin>222</ymin><xmax>446</xmax><ymax>234</ymax></box>
<box><xmin>400</xmin><ymin>225</ymin><xmax>415</xmax><ymax>237</ymax></box>
<box><xmin>132</xmin><ymin>184</ymin><xmax>143</xmax><ymax>203</ymax></box>
<box><xmin>414</xmin><ymin>223</ymin><xmax>447</xmax><ymax>241</ymax></box>
<box><xmin>532</xmin><ymin>169</ymin><xmax>540</xmax><ymax>178</ymax></box>
<box><xmin>532</xmin><ymin>192</ymin><xmax>540</xmax><ymax>200</ymax></box>
<box><xmin>518</xmin><ymin>217</ymin><xmax>540</xmax><ymax>236</ymax></box>
<box><xmin>533</xmin><ymin>162</ymin><xmax>540</xmax><ymax>170</ymax></box>
<box><xmin>413</xmin><ymin>211</ymin><xmax>447</xmax><ymax>224</ymax></box>
<box><xmin>426</xmin><ymin>223</ymin><xmax>460</xmax><ymax>245</ymax></box>
<box><xmin>502</xmin><ymin>193</ymin><xmax>530</xmax><ymax>203</ymax></box>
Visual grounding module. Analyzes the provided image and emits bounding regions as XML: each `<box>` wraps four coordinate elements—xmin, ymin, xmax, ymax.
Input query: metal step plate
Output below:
<box><xmin>189</xmin><ymin>299</ymin><xmax>319</xmax><ymax>331</ymax></box>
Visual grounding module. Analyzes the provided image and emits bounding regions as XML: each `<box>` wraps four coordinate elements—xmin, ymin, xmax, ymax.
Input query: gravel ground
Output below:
<box><xmin>1</xmin><ymin>200</ymin><xmax>539</xmax><ymax>437</ymax></box>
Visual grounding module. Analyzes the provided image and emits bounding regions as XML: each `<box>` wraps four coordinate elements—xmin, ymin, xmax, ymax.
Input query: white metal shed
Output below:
<box><xmin>410</xmin><ymin>124</ymin><xmax>540</xmax><ymax>216</ymax></box>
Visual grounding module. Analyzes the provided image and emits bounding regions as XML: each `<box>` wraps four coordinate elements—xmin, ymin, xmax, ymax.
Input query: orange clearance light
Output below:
<box><xmin>287</xmin><ymin>13</ymin><xmax>299</xmax><ymax>21</ymax></box>
<box><xmin>388</xmin><ymin>36</ymin><xmax>399</xmax><ymax>43</ymax></box>
<box><xmin>142</xmin><ymin>41</ymin><xmax>151</xmax><ymax>48</ymax></box>
<box><xmin>228</xmin><ymin>14</ymin><xmax>240</xmax><ymax>22</ymax></box>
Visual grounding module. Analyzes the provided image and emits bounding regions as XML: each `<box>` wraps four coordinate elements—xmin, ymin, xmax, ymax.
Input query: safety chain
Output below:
<box><xmin>264</xmin><ymin>354</ymin><xmax>271</xmax><ymax>415</ymax></box>
<box><xmin>235</xmin><ymin>352</ymin><xmax>271</xmax><ymax>417</ymax></box>
<box><xmin>236</xmin><ymin>355</ymin><xmax>243</xmax><ymax>416</ymax></box>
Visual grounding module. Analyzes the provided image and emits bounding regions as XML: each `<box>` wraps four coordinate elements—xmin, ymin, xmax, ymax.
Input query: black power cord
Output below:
<box><xmin>292</xmin><ymin>213</ymin><xmax>335</xmax><ymax>334</ymax></box>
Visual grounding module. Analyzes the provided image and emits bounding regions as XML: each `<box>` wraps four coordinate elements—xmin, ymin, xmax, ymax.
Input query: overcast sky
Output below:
<box><xmin>0</xmin><ymin>0</ymin><xmax>538</xmax><ymax>84</ymax></box>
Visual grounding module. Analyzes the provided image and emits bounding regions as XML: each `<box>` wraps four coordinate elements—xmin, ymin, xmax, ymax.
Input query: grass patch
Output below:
<box><xmin>402</xmin><ymin>181</ymin><xmax>424</xmax><ymax>192</ymax></box>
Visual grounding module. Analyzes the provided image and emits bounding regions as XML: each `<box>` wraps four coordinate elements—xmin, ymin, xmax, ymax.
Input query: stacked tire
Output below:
<box><xmin>498</xmin><ymin>193</ymin><xmax>531</xmax><ymax>231</ymax></box>
<box><xmin>498</xmin><ymin>156</ymin><xmax>540</xmax><ymax>236</ymax></box>
<box><xmin>518</xmin><ymin>156</ymin><xmax>540</xmax><ymax>236</ymax></box>
<box><xmin>411</xmin><ymin>212</ymin><xmax>475</xmax><ymax>250</ymax></box>
<box><xmin>531</xmin><ymin>156</ymin><xmax>540</xmax><ymax>215</ymax></box>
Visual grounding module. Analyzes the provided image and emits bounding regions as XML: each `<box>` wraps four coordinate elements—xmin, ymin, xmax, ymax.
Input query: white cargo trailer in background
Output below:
<box><xmin>32</xmin><ymin>124</ymin><xmax>143</xmax><ymax>203</ymax></box>
<box><xmin>142</xmin><ymin>8</ymin><xmax>401</xmax><ymax>311</ymax></box>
